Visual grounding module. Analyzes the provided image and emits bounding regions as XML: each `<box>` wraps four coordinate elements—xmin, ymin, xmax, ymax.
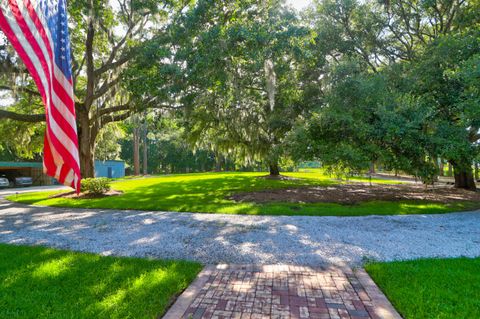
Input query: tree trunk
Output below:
<box><xmin>142</xmin><ymin>126</ymin><xmax>148</xmax><ymax>175</ymax></box>
<box><xmin>215</xmin><ymin>152</ymin><xmax>222</xmax><ymax>172</ymax></box>
<box><xmin>79</xmin><ymin>142</ymin><xmax>95</xmax><ymax>178</ymax></box>
<box><xmin>475</xmin><ymin>162</ymin><xmax>479</xmax><ymax>181</ymax></box>
<box><xmin>269</xmin><ymin>162</ymin><xmax>280</xmax><ymax>176</ymax></box>
<box><xmin>369</xmin><ymin>161</ymin><xmax>375</xmax><ymax>174</ymax></box>
<box><xmin>78</xmin><ymin>112</ymin><xmax>95</xmax><ymax>178</ymax></box>
<box><xmin>447</xmin><ymin>163</ymin><xmax>453</xmax><ymax>177</ymax></box>
<box><xmin>133</xmin><ymin>127</ymin><xmax>140</xmax><ymax>175</ymax></box>
<box><xmin>438</xmin><ymin>159</ymin><xmax>444</xmax><ymax>177</ymax></box>
<box><xmin>432</xmin><ymin>159</ymin><xmax>439</xmax><ymax>182</ymax></box>
<box><xmin>452</xmin><ymin>163</ymin><xmax>476</xmax><ymax>191</ymax></box>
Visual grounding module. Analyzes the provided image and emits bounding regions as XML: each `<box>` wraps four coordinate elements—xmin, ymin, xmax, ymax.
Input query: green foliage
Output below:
<box><xmin>323</xmin><ymin>164</ymin><xmax>363</xmax><ymax>181</ymax></box>
<box><xmin>288</xmin><ymin>0</ymin><xmax>479</xmax><ymax>187</ymax></box>
<box><xmin>80</xmin><ymin>178</ymin><xmax>111</xmax><ymax>194</ymax></box>
<box><xmin>120</xmin><ymin>115</ymin><xmax>233</xmax><ymax>174</ymax></box>
<box><xmin>0</xmin><ymin>118</ymin><xmax>44</xmax><ymax>160</ymax></box>
<box><xmin>287</xmin><ymin>61</ymin><xmax>383</xmax><ymax>175</ymax></box>
<box><xmin>0</xmin><ymin>243</ymin><xmax>201</xmax><ymax>319</ymax></box>
<box><xmin>366</xmin><ymin>257</ymin><xmax>480</xmax><ymax>319</ymax></box>
<box><xmin>129</xmin><ymin>0</ymin><xmax>318</xmax><ymax>171</ymax></box>
<box><xmin>94</xmin><ymin>123</ymin><xmax>126</xmax><ymax>161</ymax></box>
<box><xmin>0</xmin><ymin>78</ymin><xmax>45</xmax><ymax>160</ymax></box>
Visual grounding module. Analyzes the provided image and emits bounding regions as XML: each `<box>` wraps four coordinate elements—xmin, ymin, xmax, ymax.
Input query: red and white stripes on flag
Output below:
<box><xmin>0</xmin><ymin>0</ymin><xmax>81</xmax><ymax>192</ymax></box>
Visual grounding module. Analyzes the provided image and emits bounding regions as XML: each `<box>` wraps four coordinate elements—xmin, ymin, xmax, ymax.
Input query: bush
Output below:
<box><xmin>80</xmin><ymin>178</ymin><xmax>111</xmax><ymax>194</ymax></box>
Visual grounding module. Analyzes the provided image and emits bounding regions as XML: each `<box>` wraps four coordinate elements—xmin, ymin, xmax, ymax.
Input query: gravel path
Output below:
<box><xmin>1</xmin><ymin>198</ymin><xmax>479</xmax><ymax>266</ymax></box>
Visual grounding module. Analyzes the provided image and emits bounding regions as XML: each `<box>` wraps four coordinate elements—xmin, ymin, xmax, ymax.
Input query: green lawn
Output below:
<box><xmin>8</xmin><ymin>171</ymin><xmax>479</xmax><ymax>216</ymax></box>
<box><xmin>366</xmin><ymin>257</ymin><xmax>480</xmax><ymax>319</ymax></box>
<box><xmin>0</xmin><ymin>244</ymin><xmax>201</xmax><ymax>319</ymax></box>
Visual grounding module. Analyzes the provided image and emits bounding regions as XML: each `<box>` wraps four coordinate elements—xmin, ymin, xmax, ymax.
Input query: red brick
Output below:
<box><xmin>169</xmin><ymin>266</ymin><xmax>401</xmax><ymax>319</ymax></box>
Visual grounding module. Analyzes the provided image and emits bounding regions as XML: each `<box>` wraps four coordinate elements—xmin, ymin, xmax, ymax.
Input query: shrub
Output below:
<box><xmin>80</xmin><ymin>178</ymin><xmax>111</xmax><ymax>194</ymax></box>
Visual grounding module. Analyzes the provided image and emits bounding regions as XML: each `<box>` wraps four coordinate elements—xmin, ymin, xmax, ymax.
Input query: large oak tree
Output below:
<box><xmin>131</xmin><ymin>0</ymin><xmax>318</xmax><ymax>175</ymax></box>
<box><xmin>0</xmin><ymin>0</ymin><xmax>178</xmax><ymax>177</ymax></box>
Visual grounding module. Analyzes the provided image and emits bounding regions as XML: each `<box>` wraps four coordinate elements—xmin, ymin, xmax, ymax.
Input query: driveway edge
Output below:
<box><xmin>162</xmin><ymin>265</ymin><xmax>216</xmax><ymax>319</ymax></box>
<box><xmin>355</xmin><ymin>268</ymin><xmax>403</xmax><ymax>319</ymax></box>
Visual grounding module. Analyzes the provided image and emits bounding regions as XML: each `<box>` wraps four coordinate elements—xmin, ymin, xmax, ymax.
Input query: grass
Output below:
<box><xmin>8</xmin><ymin>171</ymin><xmax>479</xmax><ymax>216</ymax></box>
<box><xmin>0</xmin><ymin>243</ymin><xmax>201</xmax><ymax>319</ymax></box>
<box><xmin>366</xmin><ymin>257</ymin><xmax>480</xmax><ymax>319</ymax></box>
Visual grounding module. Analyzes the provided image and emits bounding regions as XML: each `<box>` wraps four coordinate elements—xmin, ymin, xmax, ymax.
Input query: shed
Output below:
<box><xmin>94</xmin><ymin>160</ymin><xmax>125</xmax><ymax>179</ymax></box>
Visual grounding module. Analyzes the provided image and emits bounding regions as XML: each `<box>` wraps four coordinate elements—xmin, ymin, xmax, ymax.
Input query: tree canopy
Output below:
<box><xmin>0</xmin><ymin>0</ymin><xmax>478</xmax><ymax>189</ymax></box>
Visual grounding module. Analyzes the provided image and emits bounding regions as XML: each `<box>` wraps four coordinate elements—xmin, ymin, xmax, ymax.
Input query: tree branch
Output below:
<box><xmin>84</xmin><ymin>1</ymin><xmax>96</xmax><ymax>111</ymax></box>
<box><xmin>0</xmin><ymin>109</ymin><xmax>45</xmax><ymax>122</ymax></box>
<box><xmin>93</xmin><ymin>76</ymin><xmax>122</xmax><ymax>100</ymax></box>
<box><xmin>94</xmin><ymin>51</ymin><xmax>134</xmax><ymax>76</ymax></box>
<box><xmin>96</xmin><ymin>103</ymin><xmax>131</xmax><ymax>117</ymax></box>
<box><xmin>100</xmin><ymin>111</ymin><xmax>132</xmax><ymax>125</ymax></box>
<box><xmin>0</xmin><ymin>85</ymin><xmax>41</xmax><ymax>97</ymax></box>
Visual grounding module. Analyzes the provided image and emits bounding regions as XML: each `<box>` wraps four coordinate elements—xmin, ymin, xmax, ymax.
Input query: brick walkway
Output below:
<box><xmin>164</xmin><ymin>265</ymin><xmax>401</xmax><ymax>319</ymax></box>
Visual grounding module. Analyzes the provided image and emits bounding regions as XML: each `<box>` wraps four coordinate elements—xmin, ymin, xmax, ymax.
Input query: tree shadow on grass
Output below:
<box><xmin>0</xmin><ymin>243</ymin><xmax>201</xmax><ymax>319</ymax></box>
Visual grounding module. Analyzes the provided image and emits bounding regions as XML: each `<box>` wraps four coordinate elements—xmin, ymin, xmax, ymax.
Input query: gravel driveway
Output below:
<box><xmin>1</xmin><ymin>198</ymin><xmax>479</xmax><ymax>266</ymax></box>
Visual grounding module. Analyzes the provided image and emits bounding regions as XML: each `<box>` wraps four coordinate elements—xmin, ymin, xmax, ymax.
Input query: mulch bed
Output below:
<box><xmin>229</xmin><ymin>184</ymin><xmax>480</xmax><ymax>205</ymax></box>
<box><xmin>49</xmin><ymin>190</ymin><xmax>122</xmax><ymax>199</ymax></box>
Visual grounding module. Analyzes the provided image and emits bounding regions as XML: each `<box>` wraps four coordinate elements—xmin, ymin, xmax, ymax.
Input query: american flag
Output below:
<box><xmin>0</xmin><ymin>0</ymin><xmax>81</xmax><ymax>192</ymax></box>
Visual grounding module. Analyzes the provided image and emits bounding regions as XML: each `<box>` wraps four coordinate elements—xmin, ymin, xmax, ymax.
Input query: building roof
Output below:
<box><xmin>0</xmin><ymin>160</ymin><xmax>125</xmax><ymax>168</ymax></box>
<box><xmin>0</xmin><ymin>161</ymin><xmax>43</xmax><ymax>168</ymax></box>
<box><xmin>94</xmin><ymin>160</ymin><xmax>125</xmax><ymax>163</ymax></box>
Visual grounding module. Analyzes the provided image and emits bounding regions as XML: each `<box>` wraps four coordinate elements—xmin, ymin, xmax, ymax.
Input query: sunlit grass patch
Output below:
<box><xmin>0</xmin><ymin>244</ymin><xmax>201</xmax><ymax>319</ymax></box>
<box><xmin>366</xmin><ymin>257</ymin><xmax>480</xmax><ymax>319</ymax></box>
<box><xmin>288</xmin><ymin>168</ymin><xmax>405</xmax><ymax>184</ymax></box>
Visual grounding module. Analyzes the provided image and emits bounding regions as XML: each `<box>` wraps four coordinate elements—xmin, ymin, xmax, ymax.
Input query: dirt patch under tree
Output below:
<box><xmin>229</xmin><ymin>184</ymin><xmax>480</xmax><ymax>205</ymax></box>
